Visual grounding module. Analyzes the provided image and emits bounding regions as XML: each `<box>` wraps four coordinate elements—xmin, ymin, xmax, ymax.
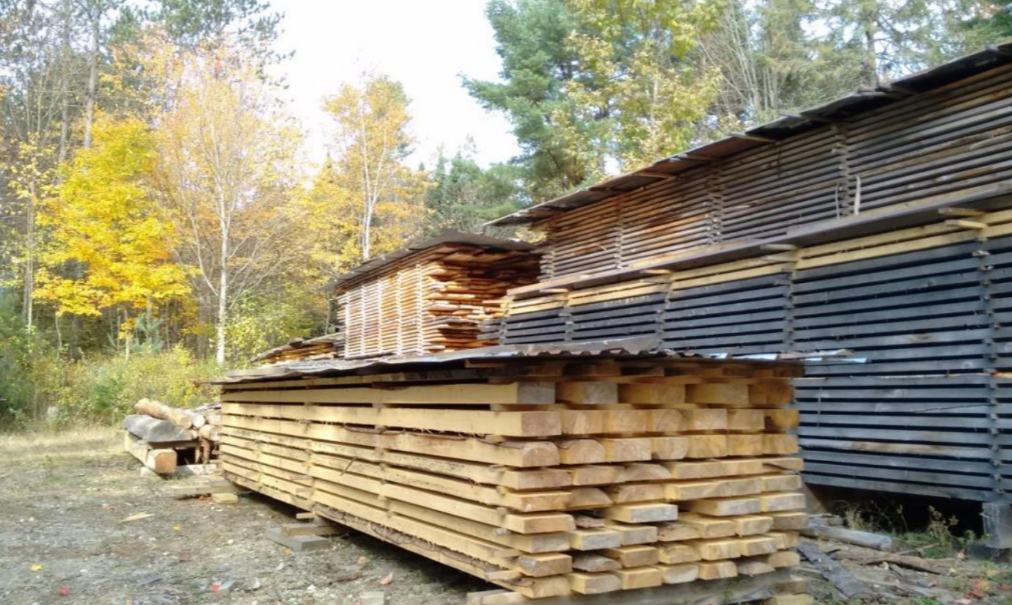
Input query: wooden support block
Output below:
<box><xmin>568</xmin><ymin>528</ymin><xmax>623</xmax><ymax>551</ymax></box>
<box><xmin>769</xmin><ymin>512</ymin><xmax>809</xmax><ymax>531</ymax></box>
<box><xmin>620</xmin><ymin>383</ymin><xmax>686</xmax><ymax>404</ymax></box>
<box><xmin>763</xmin><ymin>434</ymin><xmax>799</xmax><ymax>455</ymax></box>
<box><xmin>606</xmin><ymin>522</ymin><xmax>659</xmax><ymax>545</ymax></box>
<box><xmin>656</xmin><ymin>521</ymin><xmax>701</xmax><ymax>542</ymax></box>
<box><xmin>124</xmin><ymin>432</ymin><xmax>178</xmax><ymax>474</ymax></box>
<box><xmin>615</xmin><ymin>567</ymin><xmax>663</xmax><ymax>590</ymax></box>
<box><xmin>558</xmin><ymin>382</ymin><xmax>618</xmax><ymax>404</ymax></box>
<box><xmin>572</xmin><ymin>554</ymin><xmax>621</xmax><ymax>572</ymax></box>
<box><xmin>603</xmin><ymin>503</ymin><xmax>679</xmax><ymax>523</ymax></box>
<box><xmin>685</xmin><ymin>497</ymin><xmax>761</xmax><ymax>517</ymax></box>
<box><xmin>569</xmin><ymin>572</ymin><xmax>621</xmax><ymax>594</ymax></box>
<box><xmin>281</xmin><ymin>522</ymin><xmax>338</xmax><ymax>537</ymax></box>
<box><xmin>658</xmin><ymin>542</ymin><xmax>701</xmax><ymax>564</ymax></box>
<box><xmin>602</xmin><ymin>438</ymin><xmax>652</xmax><ymax>462</ymax></box>
<box><xmin>651</xmin><ymin>436</ymin><xmax>689</xmax><ymax>461</ymax></box>
<box><xmin>168</xmin><ymin>479</ymin><xmax>242</xmax><ymax>498</ymax></box>
<box><xmin>734</xmin><ymin>515</ymin><xmax>775</xmax><ymax>536</ymax></box>
<box><xmin>569</xmin><ymin>487</ymin><xmax>612</xmax><ymax>509</ymax></box>
<box><xmin>765</xmin><ymin>594</ymin><xmax>814</xmax><ymax>605</ymax></box>
<box><xmin>769</xmin><ymin>531</ymin><xmax>800</xmax><ymax>549</ymax></box>
<box><xmin>676</xmin><ymin>513</ymin><xmax>736</xmax><ymax>538</ymax></box>
<box><xmin>686</xmin><ymin>435</ymin><xmax>728</xmax><ymax>459</ymax></box>
<box><xmin>760</xmin><ymin>492</ymin><xmax>806</xmax><ymax>513</ymax></box>
<box><xmin>657</xmin><ymin>563</ymin><xmax>699</xmax><ymax>584</ymax></box>
<box><xmin>762</xmin><ymin>474</ymin><xmax>803</xmax><ymax>492</ymax></box>
<box><xmin>264</xmin><ymin>527</ymin><xmax>330</xmax><ymax>551</ymax></box>
<box><xmin>211</xmin><ymin>492</ymin><xmax>239</xmax><ymax>505</ymax></box>
<box><xmin>514</xmin><ymin>553</ymin><xmax>572</xmax><ymax>578</ymax></box>
<box><xmin>603</xmin><ymin>545</ymin><xmax>659</xmax><ymax>568</ymax></box>
<box><xmin>698</xmin><ymin>560</ymin><xmax>738</xmax><ymax>580</ymax></box>
<box><xmin>467</xmin><ymin>589</ymin><xmax>526</xmax><ymax>605</ymax></box>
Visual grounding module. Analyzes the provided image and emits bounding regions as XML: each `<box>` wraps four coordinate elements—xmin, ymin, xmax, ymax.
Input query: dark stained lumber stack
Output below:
<box><xmin>332</xmin><ymin>232</ymin><xmax>539</xmax><ymax>359</ymax></box>
<box><xmin>496</xmin><ymin>199</ymin><xmax>1012</xmax><ymax>503</ymax></box>
<box><xmin>218</xmin><ymin>354</ymin><xmax>807</xmax><ymax>601</ymax></box>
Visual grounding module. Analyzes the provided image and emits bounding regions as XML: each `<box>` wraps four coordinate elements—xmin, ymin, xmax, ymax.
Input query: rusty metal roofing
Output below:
<box><xmin>215</xmin><ymin>336</ymin><xmax>853</xmax><ymax>384</ymax></box>
<box><xmin>488</xmin><ymin>43</ymin><xmax>1012</xmax><ymax>227</ymax></box>
<box><xmin>324</xmin><ymin>229</ymin><xmax>535</xmax><ymax>290</ymax></box>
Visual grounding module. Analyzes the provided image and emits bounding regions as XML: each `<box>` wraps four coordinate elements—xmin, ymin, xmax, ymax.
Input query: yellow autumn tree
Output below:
<box><xmin>319</xmin><ymin>73</ymin><xmax>429</xmax><ymax>264</ymax></box>
<box><xmin>34</xmin><ymin>115</ymin><xmax>190</xmax><ymax>346</ymax></box>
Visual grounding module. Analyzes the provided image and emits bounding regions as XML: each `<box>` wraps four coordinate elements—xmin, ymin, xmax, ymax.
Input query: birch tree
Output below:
<box><xmin>153</xmin><ymin>44</ymin><xmax>302</xmax><ymax>364</ymax></box>
<box><xmin>323</xmin><ymin>74</ymin><xmax>423</xmax><ymax>261</ymax></box>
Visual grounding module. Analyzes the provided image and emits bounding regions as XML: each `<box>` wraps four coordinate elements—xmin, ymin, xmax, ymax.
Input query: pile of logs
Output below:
<box><xmin>219</xmin><ymin>353</ymin><xmax>808</xmax><ymax>602</ymax></box>
<box><xmin>123</xmin><ymin>398</ymin><xmax>223</xmax><ymax>474</ymax></box>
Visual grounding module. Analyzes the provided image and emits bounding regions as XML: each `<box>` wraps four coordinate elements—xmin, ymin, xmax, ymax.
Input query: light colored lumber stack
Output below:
<box><xmin>253</xmin><ymin>333</ymin><xmax>345</xmax><ymax>366</ymax></box>
<box><xmin>219</xmin><ymin>353</ymin><xmax>808</xmax><ymax>601</ymax></box>
<box><xmin>333</xmin><ymin>232</ymin><xmax>539</xmax><ymax>359</ymax></box>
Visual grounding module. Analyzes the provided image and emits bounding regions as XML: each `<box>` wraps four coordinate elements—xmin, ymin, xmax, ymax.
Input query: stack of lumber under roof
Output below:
<box><xmin>333</xmin><ymin>233</ymin><xmax>538</xmax><ymax>359</ymax></box>
<box><xmin>253</xmin><ymin>333</ymin><xmax>345</xmax><ymax>366</ymax></box>
<box><xmin>492</xmin><ymin>47</ymin><xmax>1012</xmax><ymax>281</ymax></box>
<box><xmin>218</xmin><ymin>353</ymin><xmax>808</xmax><ymax>601</ymax></box>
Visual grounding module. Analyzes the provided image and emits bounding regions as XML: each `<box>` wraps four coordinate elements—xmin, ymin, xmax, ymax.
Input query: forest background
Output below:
<box><xmin>1</xmin><ymin>0</ymin><xmax>1009</xmax><ymax>427</ymax></box>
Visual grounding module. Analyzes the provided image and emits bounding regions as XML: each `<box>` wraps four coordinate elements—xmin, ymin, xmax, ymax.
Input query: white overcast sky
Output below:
<box><xmin>269</xmin><ymin>0</ymin><xmax>521</xmax><ymax>170</ymax></box>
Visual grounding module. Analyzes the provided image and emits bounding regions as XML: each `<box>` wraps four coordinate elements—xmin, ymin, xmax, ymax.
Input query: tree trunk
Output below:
<box><xmin>216</xmin><ymin>232</ymin><xmax>228</xmax><ymax>364</ymax></box>
<box><xmin>84</xmin><ymin>3</ymin><xmax>100</xmax><ymax>149</ymax></box>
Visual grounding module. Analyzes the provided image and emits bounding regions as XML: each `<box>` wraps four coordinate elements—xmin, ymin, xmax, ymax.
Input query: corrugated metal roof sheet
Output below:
<box><xmin>488</xmin><ymin>43</ymin><xmax>1012</xmax><ymax>227</ymax></box>
<box><xmin>215</xmin><ymin>336</ymin><xmax>852</xmax><ymax>384</ymax></box>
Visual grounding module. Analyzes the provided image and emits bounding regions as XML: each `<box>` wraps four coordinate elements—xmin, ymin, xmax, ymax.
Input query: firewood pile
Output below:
<box><xmin>218</xmin><ymin>353</ymin><xmax>809</xmax><ymax>602</ymax></box>
<box><xmin>123</xmin><ymin>398</ymin><xmax>222</xmax><ymax>474</ymax></box>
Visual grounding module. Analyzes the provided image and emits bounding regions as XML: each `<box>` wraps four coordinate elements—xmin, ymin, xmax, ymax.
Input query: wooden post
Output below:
<box><xmin>983</xmin><ymin>502</ymin><xmax>1012</xmax><ymax>549</ymax></box>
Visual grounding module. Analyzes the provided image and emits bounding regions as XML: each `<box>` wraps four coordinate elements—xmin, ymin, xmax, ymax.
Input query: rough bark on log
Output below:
<box><xmin>134</xmin><ymin>398</ymin><xmax>203</xmax><ymax>430</ymax></box>
<box><xmin>123</xmin><ymin>414</ymin><xmax>196</xmax><ymax>443</ymax></box>
<box><xmin>198</xmin><ymin>424</ymin><xmax>221</xmax><ymax>442</ymax></box>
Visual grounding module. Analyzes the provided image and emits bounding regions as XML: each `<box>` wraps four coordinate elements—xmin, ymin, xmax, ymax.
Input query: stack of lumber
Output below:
<box><xmin>218</xmin><ymin>354</ymin><xmax>808</xmax><ymax>601</ymax></box>
<box><xmin>253</xmin><ymin>333</ymin><xmax>345</xmax><ymax>366</ymax></box>
<box><xmin>334</xmin><ymin>233</ymin><xmax>538</xmax><ymax>359</ymax></box>
<box><xmin>487</xmin><ymin>46</ymin><xmax>1012</xmax><ymax>281</ymax></box>
<box><xmin>123</xmin><ymin>399</ymin><xmax>223</xmax><ymax>474</ymax></box>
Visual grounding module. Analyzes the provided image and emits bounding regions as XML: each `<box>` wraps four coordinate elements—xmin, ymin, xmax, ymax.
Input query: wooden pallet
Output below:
<box><xmin>219</xmin><ymin>355</ymin><xmax>807</xmax><ymax>600</ymax></box>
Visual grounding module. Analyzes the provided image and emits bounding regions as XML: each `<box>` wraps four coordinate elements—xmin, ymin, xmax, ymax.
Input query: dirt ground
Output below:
<box><xmin>1</xmin><ymin>428</ymin><xmax>1011</xmax><ymax>605</ymax></box>
<box><xmin>0</xmin><ymin>428</ymin><xmax>486</xmax><ymax>605</ymax></box>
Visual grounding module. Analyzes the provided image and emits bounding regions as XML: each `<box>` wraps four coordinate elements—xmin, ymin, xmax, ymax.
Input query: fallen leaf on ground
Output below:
<box><xmin>58</xmin><ymin>587</ymin><xmax>71</xmax><ymax>597</ymax></box>
<box><xmin>282</xmin><ymin>548</ymin><xmax>292</xmax><ymax>557</ymax></box>
<box><xmin>380</xmin><ymin>572</ymin><xmax>394</xmax><ymax>586</ymax></box>
<box><xmin>357</xmin><ymin>556</ymin><xmax>370</xmax><ymax>566</ymax></box>
<box><xmin>30</xmin><ymin>564</ymin><xmax>43</xmax><ymax>572</ymax></box>
<box><xmin>120</xmin><ymin>513</ymin><xmax>153</xmax><ymax>523</ymax></box>
<box><xmin>172</xmin><ymin>525</ymin><xmax>181</xmax><ymax>531</ymax></box>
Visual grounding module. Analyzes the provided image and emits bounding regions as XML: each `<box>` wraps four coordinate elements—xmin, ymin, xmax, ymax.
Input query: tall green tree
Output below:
<box><xmin>466</xmin><ymin>0</ymin><xmax>718</xmax><ymax>200</ymax></box>
<box><xmin>425</xmin><ymin>146</ymin><xmax>527</xmax><ymax>235</ymax></box>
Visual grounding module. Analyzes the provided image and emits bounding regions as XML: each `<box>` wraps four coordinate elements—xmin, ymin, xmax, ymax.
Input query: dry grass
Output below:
<box><xmin>0</xmin><ymin>426</ymin><xmax>121</xmax><ymax>466</ymax></box>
